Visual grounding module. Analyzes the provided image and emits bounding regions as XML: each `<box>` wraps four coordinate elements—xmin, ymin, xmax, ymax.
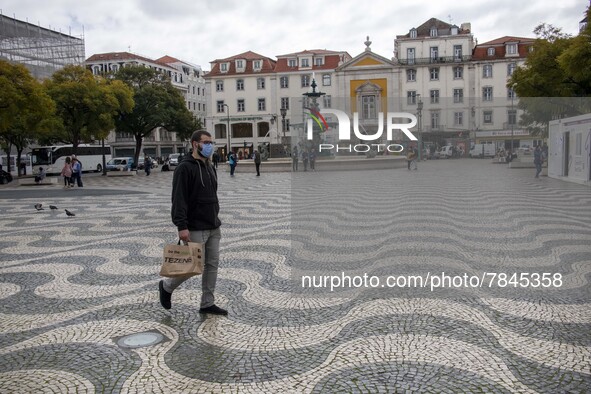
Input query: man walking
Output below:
<box><xmin>159</xmin><ymin>130</ymin><xmax>227</xmax><ymax>315</ymax></box>
<box><xmin>228</xmin><ymin>150</ymin><xmax>238</xmax><ymax>177</ymax></box>
<box><xmin>534</xmin><ymin>144</ymin><xmax>543</xmax><ymax>178</ymax></box>
<box><xmin>253</xmin><ymin>149</ymin><xmax>261</xmax><ymax>176</ymax></box>
<box><xmin>292</xmin><ymin>146</ymin><xmax>299</xmax><ymax>171</ymax></box>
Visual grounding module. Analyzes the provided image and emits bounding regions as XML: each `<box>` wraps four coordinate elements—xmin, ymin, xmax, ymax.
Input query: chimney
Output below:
<box><xmin>460</xmin><ymin>22</ymin><xmax>471</xmax><ymax>33</ymax></box>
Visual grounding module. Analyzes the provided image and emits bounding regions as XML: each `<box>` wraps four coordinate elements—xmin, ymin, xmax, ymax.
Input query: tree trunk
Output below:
<box><xmin>134</xmin><ymin>135</ymin><xmax>143</xmax><ymax>169</ymax></box>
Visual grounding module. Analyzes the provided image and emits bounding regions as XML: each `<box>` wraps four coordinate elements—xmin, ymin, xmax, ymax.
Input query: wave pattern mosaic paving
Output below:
<box><xmin>0</xmin><ymin>160</ymin><xmax>589</xmax><ymax>393</ymax></box>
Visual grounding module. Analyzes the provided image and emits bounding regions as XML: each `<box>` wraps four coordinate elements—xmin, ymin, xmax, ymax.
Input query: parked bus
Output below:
<box><xmin>31</xmin><ymin>144</ymin><xmax>112</xmax><ymax>175</ymax></box>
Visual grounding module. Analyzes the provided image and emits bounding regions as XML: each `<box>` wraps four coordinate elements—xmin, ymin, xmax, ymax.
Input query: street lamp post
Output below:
<box><xmin>510</xmin><ymin>84</ymin><xmax>516</xmax><ymax>157</ymax></box>
<box><xmin>417</xmin><ymin>94</ymin><xmax>423</xmax><ymax>161</ymax></box>
<box><xmin>222</xmin><ymin>103</ymin><xmax>231</xmax><ymax>160</ymax></box>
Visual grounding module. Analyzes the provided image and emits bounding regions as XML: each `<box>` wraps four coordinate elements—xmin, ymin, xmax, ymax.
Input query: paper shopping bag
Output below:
<box><xmin>160</xmin><ymin>241</ymin><xmax>204</xmax><ymax>278</ymax></box>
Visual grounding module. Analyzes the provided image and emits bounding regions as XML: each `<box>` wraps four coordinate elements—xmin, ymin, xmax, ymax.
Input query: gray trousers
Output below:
<box><xmin>163</xmin><ymin>227</ymin><xmax>221</xmax><ymax>308</ymax></box>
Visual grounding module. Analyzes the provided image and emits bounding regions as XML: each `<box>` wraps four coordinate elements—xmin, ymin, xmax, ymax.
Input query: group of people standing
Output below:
<box><xmin>291</xmin><ymin>147</ymin><xmax>316</xmax><ymax>172</ymax></box>
<box><xmin>59</xmin><ymin>156</ymin><xmax>83</xmax><ymax>188</ymax></box>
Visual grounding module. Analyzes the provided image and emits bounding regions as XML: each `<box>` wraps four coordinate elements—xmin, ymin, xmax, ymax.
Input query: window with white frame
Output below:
<box><xmin>431</xmin><ymin>112</ymin><xmax>440</xmax><ymax>129</ymax></box>
<box><xmin>430</xmin><ymin>46</ymin><xmax>439</xmax><ymax>62</ymax></box>
<box><xmin>237</xmin><ymin>99</ymin><xmax>245</xmax><ymax>112</ymax></box>
<box><xmin>288</xmin><ymin>59</ymin><xmax>296</xmax><ymax>67</ymax></box>
<box><xmin>280</xmin><ymin>76</ymin><xmax>289</xmax><ymax>88</ymax></box>
<box><xmin>322</xmin><ymin>74</ymin><xmax>331</xmax><ymax>86</ymax></box>
<box><xmin>487</xmin><ymin>47</ymin><xmax>495</xmax><ymax>56</ymax></box>
<box><xmin>508</xmin><ymin>109</ymin><xmax>517</xmax><ymax>125</ymax></box>
<box><xmin>407</xmin><ymin>69</ymin><xmax>416</xmax><ymax>82</ymax></box>
<box><xmin>430</xmin><ymin>68</ymin><xmax>439</xmax><ymax>80</ymax></box>
<box><xmin>220</xmin><ymin>63</ymin><xmax>228</xmax><ymax>72</ymax></box>
<box><xmin>323</xmin><ymin>95</ymin><xmax>331</xmax><ymax>108</ymax></box>
<box><xmin>430</xmin><ymin>27</ymin><xmax>438</xmax><ymax>37</ymax></box>
<box><xmin>258</xmin><ymin>98</ymin><xmax>266</xmax><ymax>111</ymax></box>
<box><xmin>216</xmin><ymin>101</ymin><xmax>225</xmax><ymax>113</ymax></box>
<box><xmin>506</xmin><ymin>43</ymin><xmax>518</xmax><ymax>55</ymax></box>
<box><xmin>454</xmin><ymin>45</ymin><xmax>462</xmax><ymax>61</ymax></box>
<box><xmin>407</xmin><ymin>91</ymin><xmax>417</xmax><ymax>105</ymax></box>
<box><xmin>257</xmin><ymin>77</ymin><xmax>265</xmax><ymax>89</ymax></box>
<box><xmin>508</xmin><ymin>88</ymin><xmax>517</xmax><ymax>99</ymax></box>
<box><xmin>454</xmin><ymin>111</ymin><xmax>463</xmax><ymax>126</ymax></box>
<box><xmin>507</xmin><ymin>62</ymin><xmax>516</xmax><ymax>76</ymax></box>
<box><xmin>483</xmin><ymin>64</ymin><xmax>493</xmax><ymax>78</ymax></box>
<box><xmin>216</xmin><ymin>80</ymin><xmax>224</xmax><ymax>92</ymax></box>
<box><xmin>301</xmin><ymin>58</ymin><xmax>310</xmax><ymax>67</ymax></box>
<box><xmin>315</xmin><ymin>57</ymin><xmax>323</xmax><ymax>66</ymax></box>
<box><xmin>236</xmin><ymin>60</ymin><xmax>244</xmax><ymax>69</ymax></box>
<box><xmin>253</xmin><ymin>60</ymin><xmax>261</xmax><ymax>70</ymax></box>
<box><xmin>453</xmin><ymin>88</ymin><xmax>463</xmax><ymax>103</ymax></box>
<box><xmin>281</xmin><ymin>97</ymin><xmax>289</xmax><ymax>110</ymax></box>
<box><xmin>301</xmin><ymin>74</ymin><xmax>310</xmax><ymax>87</ymax></box>
<box><xmin>236</xmin><ymin>79</ymin><xmax>244</xmax><ymax>91</ymax></box>
<box><xmin>453</xmin><ymin>66</ymin><xmax>463</xmax><ymax>79</ymax></box>
<box><xmin>483</xmin><ymin>86</ymin><xmax>493</xmax><ymax>101</ymax></box>
<box><xmin>410</xmin><ymin>28</ymin><xmax>417</xmax><ymax>38</ymax></box>
<box><xmin>407</xmin><ymin>48</ymin><xmax>416</xmax><ymax>65</ymax></box>
<box><xmin>362</xmin><ymin>95</ymin><xmax>376</xmax><ymax>119</ymax></box>
<box><xmin>430</xmin><ymin>89</ymin><xmax>439</xmax><ymax>104</ymax></box>
<box><xmin>483</xmin><ymin>110</ymin><xmax>493</xmax><ymax>124</ymax></box>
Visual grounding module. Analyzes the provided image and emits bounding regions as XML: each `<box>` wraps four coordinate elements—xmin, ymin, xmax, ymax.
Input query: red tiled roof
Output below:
<box><xmin>276</xmin><ymin>49</ymin><xmax>343</xmax><ymax>57</ymax></box>
<box><xmin>274</xmin><ymin>54</ymin><xmax>344</xmax><ymax>73</ymax></box>
<box><xmin>156</xmin><ymin>55</ymin><xmax>182</xmax><ymax>65</ymax></box>
<box><xmin>85</xmin><ymin>52</ymin><xmax>156</xmax><ymax>64</ymax></box>
<box><xmin>205</xmin><ymin>51</ymin><xmax>276</xmax><ymax>77</ymax></box>
<box><xmin>473</xmin><ymin>36</ymin><xmax>535</xmax><ymax>60</ymax></box>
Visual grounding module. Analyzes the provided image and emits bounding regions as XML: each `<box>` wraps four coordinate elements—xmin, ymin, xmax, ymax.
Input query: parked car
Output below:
<box><xmin>469</xmin><ymin>143</ymin><xmax>496</xmax><ymax>158</ymax></box>
<box><xmin>106</xmin><ymin>157</ymin><xmax>135</xmax><ymax>171</ymax></box>
<box><xmin>438</xmin><ymin>146</ymin><xmax>453</xmax><ymax>159</ymax></box>
<box><xmin>168</xmin><ymin>153</ymin><xmax>183</xmax><ymax>167</ymax></box>
<box><xmin>137</xmin><ymin>157</ymin><xmax>158</xmax><ymax>170</ymax></box>
<box><xmin>0</xmin><ymin>169</ymin><xmax>13</xmax><ymax>184</ymax></box>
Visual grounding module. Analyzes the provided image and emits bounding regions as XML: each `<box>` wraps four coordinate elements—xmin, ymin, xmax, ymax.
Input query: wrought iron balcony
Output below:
<box><xmin>398</xmin><ymin>55</ymin><xmax>472</xmax><ymax>66</ymax></box>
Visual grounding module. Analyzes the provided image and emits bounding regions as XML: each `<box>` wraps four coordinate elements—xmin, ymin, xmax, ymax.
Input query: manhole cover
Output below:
<box><xmin>116</xmin><ymin>331</ymin><xmax>165</xmax><ymax>349</ymax></box>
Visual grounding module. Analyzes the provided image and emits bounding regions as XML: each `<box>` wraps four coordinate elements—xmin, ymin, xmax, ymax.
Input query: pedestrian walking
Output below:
<box><xmin>292</xmin><ymin>146</ymin><xmax>299</xmax><ymax>171</ymax></box>
<box><xmin>144</xmin><ymin>155</ymin><xmax>152</xmax><ymax>176</ymax></box>
<box><xmin>406</xmin><ymin>145</ymin><xmax>418</xmax><ymax>170</ymax></box>
<box><xmin>228</xmin><ymin>151</ymin><xmax>238</xmax><ymax>177</ymax></box>
<box><xmin>309</xmin><ymin>149</ymin><xmax>316</xmax><ymax>171</ymax></box>
<box><xmin>302</xmin><ymin>150</ymin><xmax>309</xmax><ymax>172</ymax></box>
<box><xmin>253</xmin><ymin>149</ymin><xmax>261</xmax><ymax>176</ymax></box>
<box><xmin>159</xmin><ymin>130</ymin><xmax>227</xmax><ymax>315</ymax></box>
<box><xmin>212</xmin><ymin>151</ymin><xmax>219</xmax><ymax>169</ymax></box>
<box><xmin>534</xmin><ymin>145</ymin><xmax>543</xmax><ymax>178</ymax></box>
<box><xmin>71</xmin><ymin>156</ymin><xmax>83</xmax><ymax>187</ymax></box>
<box><xmin>60</xmin><ymin>157</ymin><xmax>73</xmax><ymax>188</ymax></box>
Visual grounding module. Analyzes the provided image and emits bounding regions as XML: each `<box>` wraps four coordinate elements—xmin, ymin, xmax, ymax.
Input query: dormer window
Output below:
<box><xmin>487</xmin><ymin>47</ymin><xmax>495</xmax><ymax>56</ymax></box>
<box><xmin>288</xmin><ymin>59</ymin><xmax>296</xmax><ymax>67</ymax></box>
<box><xmin>410</xmin><ymin>28</ymin><xmax>417</xmax><ymax>38</ymax></box>
<box><xmin>253</xmin><ymin>60</ymin><xmax>261</xmax><ymax>70</ymax></box>
<box><xmin>220</xmin><ymin>63</ymin><xmax>228</xmax><ymax>72</ymax></box>
<box><xmin>301</xmin><ymin>58</ymin><xmax>310</xmax><ymax>67</ymax></box>
<box><xmin>451</xmin><ymin>26</ymin><xmax>458</xmax><ymax>35</ymax></box>
<box><xmin>236</xmin><ymin>60</ymin><xmax>244</xmax><ymax>69</ymax></box>
<box><xmin>315</xmin><ymin>57</ymin><xmax>323</xmax><ymax>66</ymax></box>
<box><xmin>506</xmin><ymin>43</ymin><xmax>518</xmax><ymax>55</ymax></box>
<box><xmin>430</xmin><ymin>27</ymin><xmax>438</xmax><ymax>37</ymax></box>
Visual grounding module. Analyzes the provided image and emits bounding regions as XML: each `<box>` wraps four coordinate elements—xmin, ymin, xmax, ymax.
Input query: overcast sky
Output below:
<box><xmin>1</xmin><ymin>0</ymin><xmax>587</xmax><ymax>71</ymax></box>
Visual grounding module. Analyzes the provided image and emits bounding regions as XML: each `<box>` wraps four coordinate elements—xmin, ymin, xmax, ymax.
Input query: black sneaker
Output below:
<box><xmin>159</xmin><ymin>280</ymin><xmax>171</xmax><ymax>310</ymax></box>
<box><xmin>199</xmin><ymin>305</ymin><xmax>228</xmax><ymax>315</ymax></box>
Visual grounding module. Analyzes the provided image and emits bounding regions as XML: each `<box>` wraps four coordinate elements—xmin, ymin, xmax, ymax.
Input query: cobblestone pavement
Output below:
<box><xmin>0</xmin><ymin>160</ymin><xmax>589</xmax><ymax>393</ymax></box>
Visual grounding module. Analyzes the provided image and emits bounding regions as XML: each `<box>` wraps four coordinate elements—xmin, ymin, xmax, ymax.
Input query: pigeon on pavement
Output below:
<box><xmin>65</xmin><ymin>209</ymin><xmax>76</xmax><ymax>217</ymax></box>
<box><xmin>34</xmin><ymin>204</ymin><xmax>44</xmax><ymax>211</ymax></box>
<box><xmin>49</xmin><ymin>205</ymin><xmax>58</xmax><ymax>210</ymax></box>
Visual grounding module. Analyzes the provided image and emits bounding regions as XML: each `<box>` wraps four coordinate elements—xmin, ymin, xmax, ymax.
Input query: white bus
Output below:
<box><xmin>31</xmin><ymin>144</ymin><xmax>112</xmax><ymax>175</ymax></box>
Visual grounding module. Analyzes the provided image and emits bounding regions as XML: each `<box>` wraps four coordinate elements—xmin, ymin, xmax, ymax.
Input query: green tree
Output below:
<box><xmin>509</xmin><ymin>7</ymin><xmax>591</xmax><ymax>137</ymax></box>
<box><xmin>0</xmin><ymin>60</ymin><xmax>59</xmax><ymax>175</ymax></box>
<box><xmin>113</xmin><ymin>66</ymin><xmax>199</xmax><ymax>166</ymax></box>
<box><xmin>44</xmin><ymin>65</ymin><xmax>134</xmax><ymax>152</ymax></box>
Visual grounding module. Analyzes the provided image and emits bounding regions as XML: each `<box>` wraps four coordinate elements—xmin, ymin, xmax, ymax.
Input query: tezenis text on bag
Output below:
<box><xmin>164</xmin><ymin>256</ymin><xmax>193</xmax><ymax>264</ymax></box>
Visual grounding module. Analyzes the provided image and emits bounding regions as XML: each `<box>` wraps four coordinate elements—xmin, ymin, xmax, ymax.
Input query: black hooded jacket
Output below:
<box><xmin>171</xmin><ymin>155</ymin><xmax>221</xmax><ymax>231</ymax></box>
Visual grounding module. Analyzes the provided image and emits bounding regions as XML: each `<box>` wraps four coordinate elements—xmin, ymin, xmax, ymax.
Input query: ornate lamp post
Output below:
<box><xmin>302</xmin><ymin>74</ymin><xmax>325</xmax><ymax>150</ymax></box>
<box><xmin>510</xmin><ymin>83</ymin><xmax>517</xmax><ymax>157</ymax></box>
<box><xmin>417</xmin><ymin>94</ymin><xmax>423</xmax><ymax>161</ymax></box>
<box><xmin>222</xmin><ymin>103</ymin><xmax>231</xmax><ymax>159</ymax></box>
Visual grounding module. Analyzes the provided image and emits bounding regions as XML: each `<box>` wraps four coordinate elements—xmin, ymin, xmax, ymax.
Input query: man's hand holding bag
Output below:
<box><xmin>160</xmin><ymin>241</ymin><xmax>204</xmax><ymax>278</ymax></box>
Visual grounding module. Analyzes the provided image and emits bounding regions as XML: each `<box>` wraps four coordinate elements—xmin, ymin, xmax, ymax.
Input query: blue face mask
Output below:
<box><xmin>198</xmin><ymin>142</ymin><xmax>214</xmax><ymax>158</ymax></box>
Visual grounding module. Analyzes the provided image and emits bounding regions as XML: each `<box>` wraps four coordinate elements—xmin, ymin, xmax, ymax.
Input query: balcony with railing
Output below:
<box><xmin>398</xmin><ymin>55</ymin><xmax>472</xmax><ymax>66</ymax></box>
<box><xmin>423</xmin><ymin>125</ymin><xmax>447</xmax><ymax>132</ymax></box>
